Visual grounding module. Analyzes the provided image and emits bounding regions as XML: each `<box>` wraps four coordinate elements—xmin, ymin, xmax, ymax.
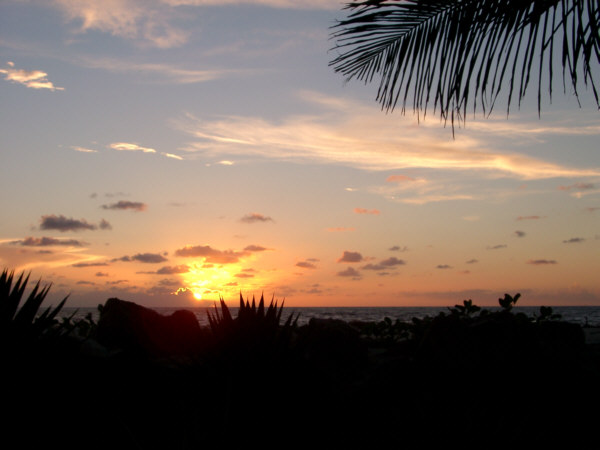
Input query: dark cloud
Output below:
<box><xmin>114</xmin><ymin>253</ymin><xmax>168</xmax><ymax>264</ymax></box>
<box><xmin>514</xmin><ymin>231</ymin><xmax>526</xmax><ymax>238</ymax></box>
<box><xmin>235</xmin><ymin>273</ymin><xmax>254</xmax><ymax>278</ymax></box>
<box><xmin>516</xmin><ymin>215</ymin><xmax>544</xmax><ymax>221</ymax></box>
<box><xmin>76</xmin><ymin>280</ymin><xmax>95</xmax><ymax>285</ymax></box>
<box><xmin>380</xmin><ymin>257</ymin><xmax>405</xmax><ymax>267</ymax></box>
<box><xmin>99</xmin><ymin>219</ymin><xmax>112</xmax><ymax>230</ymax></box>
<box><xmin>244</xmin><ymin>245</ymin><xmax>268</xmax><ymax>252</ymax></box>
<box><xmin>13</xmin><ymin>236</ymin><xmax>88</xmax><ymax>247</ymax></box>
<box><xmin>389</xmin><ymin>245</ymin><xmax>408</xmax><ymax>252</ymax></box>
<box><xmin>487</xmin><ymin>244</ymin><xmax>507</xmax><ymax>250</ymax></box>
<box><xmin>156</xmin><ymin>264</ymin><xmax>190</xmax><ymax>274</ymax></box>
<box><xmin>558</xmin><ymin>183</ymin><xmax>595</xmax><ymax>191</ymax></box>
<box><xmin>101</xmin><ymin>201</ymin><xmax>147</xmax><ymax>212</ymax></box>
<box><xmin>337</xmin><ymin>251</ymin><xmax>363</xmax><ymax>263</ymax></box>
<box><xmin>132</xmin><ymin>253</ymin><xmax>168</xmax><ymax>263</ymax></box>
<box><xmin>363</xmin><ymin>257</ymin><xmax>405</xmax><ymax>271</ymax></box>
<box><xmin>72</xmin><ymin>261</ymin><xmax>109</xmax><ymax>267</ymax></box>
<box><xmin>337</xmin><ymin>267</ymin><xmax>361</xmax><ymax>278</ymax></box>
<box><xmin>563</xmin><ymin>237</ymin><xmax>585</xmax><ymax>244</ymax></box>
<box><xmin>465</xmin><ymin>259</ymin><xmax>478</xmax><ymax>264</ymax></box>
<box><xmin>175</xmin><ymin>245</ymin><xmax>249</xmax><ymax>264</ymax></box>
<box><xmin>95</xmin><ymin>272</ymin><xmax>109</xmax><ymax>277</ymax></box>
<box><xmin>296</xmin><ymin>261</ymin><xmax>316</xmax><ymax>269</ymax></box>
<box><xmin>354</xmin><ymin>208</ymin><xmax>380</xmax><ymax>215</ymax></box>
<box><xmin>40</xmin><ymin>214</ymin><xmax>97</xmax><ymax>232</ymax></box>
<box><xmin>436</xmin><ymin>264</ymin><xmax>452</xmax><ymax>269</ymax></box>
<box><xmin>527</xmin><ymin>259</ymin><xmax>558</xmax><ymax>265</ymax></box>
<box><xmin>239</xmin><ymin>213</ymin><xmax>274</xmax><ymax>224</ymax></box>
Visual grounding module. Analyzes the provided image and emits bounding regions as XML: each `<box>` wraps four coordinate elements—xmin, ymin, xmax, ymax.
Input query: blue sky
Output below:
<box><xmin>1</xmin><ymin>0</ymin><xmax>599</xmax><ymax>307</ymax></box>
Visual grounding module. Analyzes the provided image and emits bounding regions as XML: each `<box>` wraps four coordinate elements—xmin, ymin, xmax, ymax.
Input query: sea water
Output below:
<box><xmin>59</xmin><ymin>305</ymin><xmax>600</xmax><ymax>328</ymax></box>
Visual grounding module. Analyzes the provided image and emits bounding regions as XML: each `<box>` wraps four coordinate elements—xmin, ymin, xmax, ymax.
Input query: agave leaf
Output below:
<box><xmin>0</xmin><ymin>270</ymin><xmax>30</xmax><ymax>324</ymax></box>
<box><xmin>13</xmin><ymin>279</ymin><xmax>52</xmax><ymax>327</ymax></box>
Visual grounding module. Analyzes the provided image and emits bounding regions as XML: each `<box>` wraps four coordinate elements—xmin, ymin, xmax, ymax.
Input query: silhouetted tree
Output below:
<box><xmin>330</xmin><ymin>1</ymin><xmax>599</xmax><ymax>129</ymax></box>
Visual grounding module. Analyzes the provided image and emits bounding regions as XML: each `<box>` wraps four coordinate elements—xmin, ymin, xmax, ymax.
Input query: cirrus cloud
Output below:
<box><xmin>102</xmin><ymin>201</ymin><xmax>147</xmax><ymax>211</ymax></box>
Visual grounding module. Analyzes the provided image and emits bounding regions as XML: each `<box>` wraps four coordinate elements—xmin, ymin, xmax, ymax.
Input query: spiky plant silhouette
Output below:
<box><xmin>1</xmin><ymin>268</ymin><xmax>69</xmax><ymax>342</ymax></box>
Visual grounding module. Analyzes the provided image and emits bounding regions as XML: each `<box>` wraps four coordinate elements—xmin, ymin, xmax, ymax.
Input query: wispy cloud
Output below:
<box><xmin>175</xmin><ymin>93</ymin><xmax>600</xmax><ymax>179</ymax></box>
<box><xmin>389</xmin><ymin>245</ymin><xmax>408</xmax><ymax>252</ymax></box>
<box><xmin>465</xmin><ymin>259</ymin><xmax>478</xmax><ymax>264</ymax></box>
<box><xmin>72</xmin><ymin>261</ymin><xmax>109</xmax><ymax>267</ymax></box>
<box><xmin>517</xmin><ymin>215</ymin><xmax>544</xmax><ymax>221</ymax></box>
<box><xmin>354</xmin><ymin>208</ymin><xmax>380</xmax><ymax>215</ymax></box>
<box><xmin>174</xmin><ymin>244</ymin><xmax>249</xmax><ymax>263</ymax></box>
<box><xmin>115</xmin><ymin>253</ymin><xmax>168</xmax><ymax>263</ymax></box>
<box><xmin>563</xmin><ymin>237</ymin><xmax>585</xmax><ymax>244</ymax></box>
<box><xmin>514</xmin><ymin>231</ymin><xmax>526</xmax><ymax>238</ymax></box>
<box><xmin>337</xmin><ymin>251</ymin><xmax>363</xmax><ymax>263</ymax></box>
<box><xmin>12</xmin><ymin>236</ymin><xmax>88</xmax><ymax>247</ymax></box>
<box><xmin>71</xmin><ymin>146</ymin><xmax>97</xmax><ymax>153</ymax></box>
<box><xmin>527</xmin><ymin>259</ymin><xmax>558</xmax><ymax>265</ymax></box>
<box><xmin>110</xmin><ymin>142</ymin><xmax>156</xmax><ymax>153</ymax></box>
<box><xmin>296</xmin><ymin>261</ymin><xmax>316</xmax><ymax>269</ymax></box>
<box><xmin>487</xmin><ymin>244</ymin><xmax>507</xmax><ymax>250</ymax></box>
<box><xmin>239</xmin><ymin>213</ymin><xmax>274</xmax><ymax>224</ymax></box>
<box><xmin>436</xmin><ymin>264</ymin><xmax>453</xmax><ymax>269</ymax></box>
<box><xmin>101</xmin><ymin>201</ymin><xmax>147</xmax><ymax>212</ymax></box>
<box><xmin>244</xmin><ymin>245</ymin><xmax>269</xmax><ymax>252</ymax></box>
<box><xmin>0</xmin><ymin>61</ymin><xmax>64</xmax><ymax>91</ymax></box>
<box><xmin>40</xmin><ymin>214</ymin><xmax>106</xmax><ymax>232</ymax></box>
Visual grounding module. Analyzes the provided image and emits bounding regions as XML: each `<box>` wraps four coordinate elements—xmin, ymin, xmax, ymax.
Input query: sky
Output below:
<box><xmin>1</xmin><ymin>0</ymin><xmax>599</xmax><ymax>308</ymax></box>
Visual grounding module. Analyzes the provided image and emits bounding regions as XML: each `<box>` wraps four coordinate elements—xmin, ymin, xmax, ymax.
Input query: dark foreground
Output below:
<box><xmin>5</xmin><ymin>295</ymin><xmax>600</xmax><ymax>448</ymax></box>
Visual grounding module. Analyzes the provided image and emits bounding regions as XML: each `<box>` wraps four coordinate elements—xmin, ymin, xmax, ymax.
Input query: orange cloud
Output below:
<box><xmin>354</xmin><ymin>208</ymin><xmax>380</xmax><ymax>215</ymax></box>
<box><xmin>386</xmin><ymin>175</ymin><xmax>415</xmax><ymax>183</ymax></box>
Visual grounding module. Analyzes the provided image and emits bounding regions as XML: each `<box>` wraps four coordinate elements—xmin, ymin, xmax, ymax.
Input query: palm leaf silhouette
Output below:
<box><xmin>330</xmin><ymin>0</ymin><xmax>600</xmax><ymax>130</ymax></box>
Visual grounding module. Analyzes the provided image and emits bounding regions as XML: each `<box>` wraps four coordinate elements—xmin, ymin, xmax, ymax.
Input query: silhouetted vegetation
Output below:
<box><xmin>2</xmin><ymin>268</ymin><xmax>599</xmax><ymax>448</ymax></box>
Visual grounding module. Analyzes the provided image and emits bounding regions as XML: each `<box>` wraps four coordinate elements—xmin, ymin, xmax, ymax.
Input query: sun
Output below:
<box><xmin>193</xmin><ymin>291</ymin><xmax>203</xmax><ymax>301</ymax></box>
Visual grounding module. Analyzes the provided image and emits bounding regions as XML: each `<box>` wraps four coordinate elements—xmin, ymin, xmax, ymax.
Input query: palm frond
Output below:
<box><xmin>330</xmin><ymin>0</ymin><xmax>600</xmax><ymax>129</ymax></box>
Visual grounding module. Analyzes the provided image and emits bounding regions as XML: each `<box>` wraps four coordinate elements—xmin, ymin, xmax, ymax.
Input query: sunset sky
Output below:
<box><xmin>1</xmin><ymin>0</ymin><xmax>599</xmax><ymax>308</ymax></box>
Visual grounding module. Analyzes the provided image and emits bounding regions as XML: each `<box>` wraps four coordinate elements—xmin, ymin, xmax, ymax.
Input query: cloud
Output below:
<box><xmin>244</xmin><ymin>245</ymin><xmax>268</xmax><ymax>252</ymax></box>
<box><xmin>116</xmin><ymin>253</ymin><xmax>168</xmax><ymax>263</ymax></box>
<box><xmin>517</xmin><ymin>215</ymin><xmax>544</xmax><ymax>221</ymax></box>
<box><xmin>389</xmin><ymin>245</ymin><xmax>408</xmax><ymax>252</ymax></box>
<box><xmin>326</xmin><ymin>227</ymin><xmax>355</xmax><ymax>232</ymax></box>
<box><xmin>436</xmin><ymin>264</ymin><xmax>453</xmax><ymax>269</ymax></box>
<box><xmin>235</xmin><ymin>272</ymin><xmax>254</xmax><ymax>278</ymax></box>
<box><xmin>239</xmin><ymin>213</ymin><xmax>274</xmax><ymax>224</ymax></box>
<box><xmin>487</xmin><ymin>244</ymin><xmax>507</xmax><ymax>250</ymax></box>
<box><xmin>337</xmin><ymin>251</ymin><xmax>363</xmax><ymax>263</ymax></box>
<box><xmin>0</xmin><ymin>61</ymin><xmax>64</xmax><ymax>91</ymax></box>
<box><xmin>175</xmin><ymin>94</ymin><xmax>600</xmax><ymax>179</ymax></box>
<box><xmin>72</xmin><ymin>261</ymin><xmax>109</xmax><ymax>267</ymax></box>
<box><xmin>336</xmin><ymin>267</ymin><xmax>361</xmax><ymax>278</ymax></box>
<box><xmin>379</xmin><ymin>257</ymin><xmax>406</xmax><ymax>267</ymax></box>
<box><xmin>354</xmin><ymin>208</ymin><xmax>380</xmax><ymax>215</ymax></box>
<box><xmin>53</xmin><ymin>0</ymin><xmax>189</xmax><ymax>48</ymax></box>
<box><xmin>162</xmin><ymin>152</ymin><xmax>183</xmax><ymax>160</ymax></box>
<box><xmin>163</xmin><ymin>0</ymin><xmax>340</xmax><ymax>9</ymax></box>
<box><xmin>386</xmin><ymin>175</ymin><xmax>416</xmax><ymax>183</ymax></box>
<box><xmin>95</xmin><ymin>272</ymin><xmax>109</xmax><ymax>277</ymax></box>
<box><xmin>558</xmin><ymin>183</ymin><xmax>595</xmax><ymax>191</ymax></box>
<box><xmin>101</xmin><ymin>201</ymin><xmax>147</xmax><ymax>211</ymax></box>
<box><xmin>563</xmin><ymin>237</ymin><xmax>585</xmax><ymax>244</ymax></box>
<box><xmin>465</xmin><ymin>259</ymin><xmax>479</xmax><ymax>264</ymax></box>
<box><xmin>132</xmin><ymin>253</ymin><xmax>168</xmax><ymax>263</ymax></box>
<box><xmin>72</xmin><ymin>146</ymin><xmax>97</xmax><ymax>153</ymax></box>
<box><xmin>514</xmin><ymin>231</ymin><xmax>526</xmax><ymax>238</ymax></box>
<box><xmin>156</xmin><ymin>264</ymin><xmax>190</xmax><ymax>274</ymax></box>
<box><xmin>110</xmin><ymin>142</ymin><xmax>156</xmax><ymax>153</ymax></box>
<box><xmin>296</xmin><ymin>261</ymin><xmax>316</xmax><ymax>269</ymax></box>
<box><xmin>99</xmin><ymin>219</ymin><xmax>113</xmax><ymax>230</ymax></box>
<box><xmin>40</xmin><ymin>215</ymin><xmax>97</xmax><ymax>232</ymax></box>
<box><xmin>174</xmin><ymin>244</ymin><xmax>249</xmax><ymax>263</ymax></box>
<box><xmin>12</xmin><ymin>236</ymin><xmax>88</xmax><ymax>247</ymax></box>
<box><xmin>527</xmin><ymin>259</ymin><xmax>558</xmax><ymax>265</ymax></box>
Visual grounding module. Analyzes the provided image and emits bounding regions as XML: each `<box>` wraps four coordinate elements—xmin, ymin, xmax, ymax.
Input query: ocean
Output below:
<box><xmin>59</xmin><ymin>305</ymin><xmax>600</xmax><ymax>328</ymax></box>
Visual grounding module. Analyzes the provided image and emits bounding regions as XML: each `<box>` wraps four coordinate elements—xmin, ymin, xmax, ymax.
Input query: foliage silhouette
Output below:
<box><xmin>330</xmin><ymin>0</ymin><xmax>600</xmax><ymax>130</ymax></box>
